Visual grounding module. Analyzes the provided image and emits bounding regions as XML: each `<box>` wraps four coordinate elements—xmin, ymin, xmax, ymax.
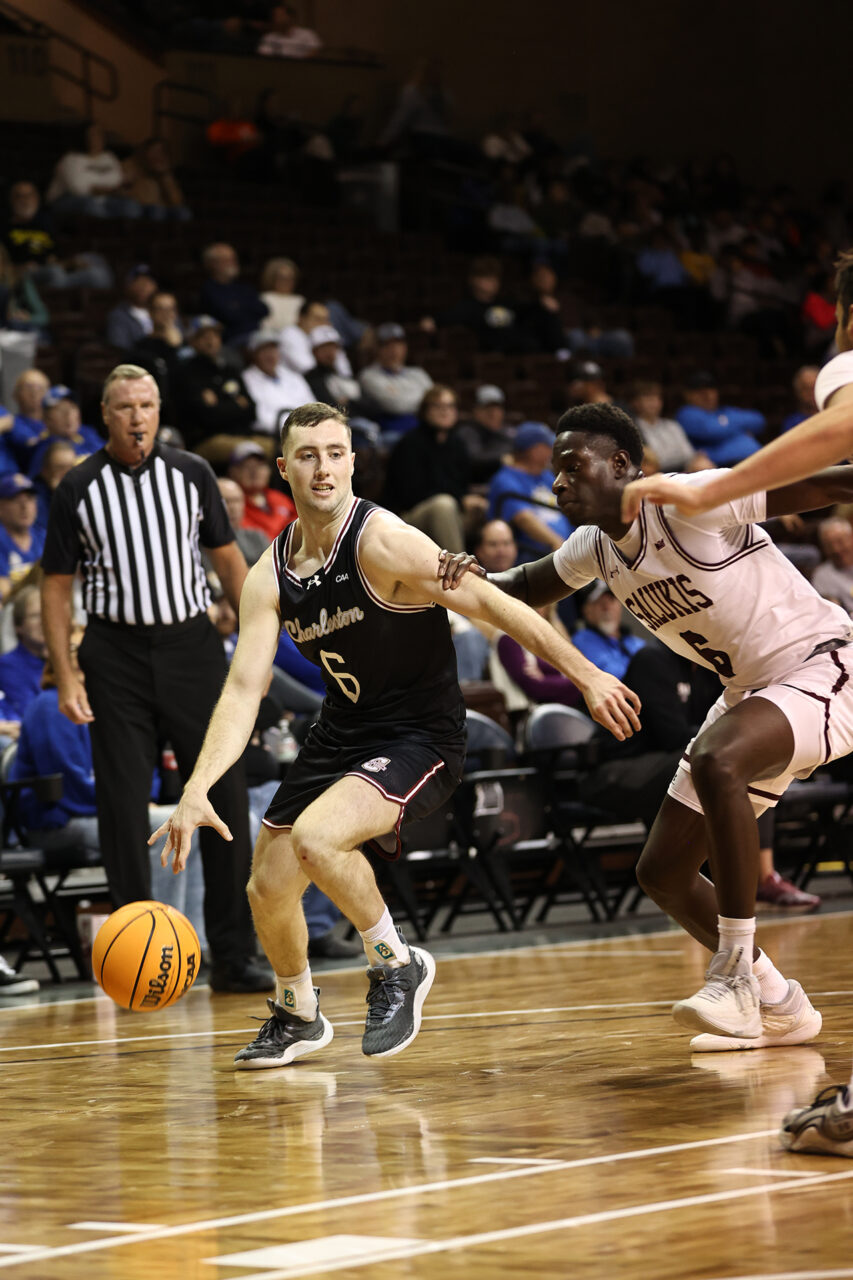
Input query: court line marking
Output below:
<box><xmin>0</xmin><ymin>1128</ymin><xmax>781</xmax><ymax>1270</ymax></box>
<box><xmin>469</xmin><ymin>1157</ymin><xmax>563</xmax><ymax>1166</ymax></box>
<box><xmin>68</xmin><ymin>1222</ymin><xmax>166</xmax><ymax>1232</ymax></box>
<box><xmin>705</xmin><ymin>1271</ymin><xmax>853</xmax><ymax>1280</ymax></box>
<box><xmin>723</xmin><ymin>1166</ymin><xmax>826</xmax><ymax>1179</ymax></box>
<box><xmin>216</xmin><ymin>1168</ymin><xmax>853</xmax><ymax>1280</ymax></box>
<box><xmin>0</xmin><ymin>1247</ymin><xmax>39</xmax><ymax>1255</ymax></box>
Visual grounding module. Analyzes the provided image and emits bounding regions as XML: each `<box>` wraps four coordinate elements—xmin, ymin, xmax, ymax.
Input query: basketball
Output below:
<box><xmin>92</xmin><ymin>901</ymin><xmax>201</xmax><ymax>1011</ymax></box>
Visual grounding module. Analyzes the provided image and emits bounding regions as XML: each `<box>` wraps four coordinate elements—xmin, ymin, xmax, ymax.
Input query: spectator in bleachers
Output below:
<box><xmin>26</xmin><ymin>387</ymin><xmax>102</xmax><ymax>478</ymax></box>
<box><xmin>801</xmin><ymin>269</ymin><xmax>838</xmax><ymax>357</ymax></box>
<box><xmin>241</xmin><ymin>330</ymin><xmax>312</xmax><ymax>438</ymax></box>
<box><xmin>259</xmin><ymin>257</ymin><xmax>305</xmax><ymax>331</ymax></box>
<box><xmin>357</xmin><ymin>322</ymin><xmax>432</xmax><ymax>440</ymax></box>
<box><xmin>0</xmin><ymin>582</ymin><xmax>46</xmax><ymax>724</ymax></box>
<box><xmin>378</xmin><ymin>57</ymin><xmax>458</xmax><ymax>159</ymax></box>
<box><xmin>0</xmin><ymin>476</ymin><xmax>43</xmax><ymax>602</ymax></box>
<box><xmin>723</xmin><ymin>235</ymin><xmax>797</xmax><ymax>357</ymax></box>
<box><xmin>226</xmin><ymin>441</ymin><xmax>296</xmax><ymax>541</ymax></box>
<box><xmin>198</xmin><ymin>242</ymin><xmax>268</xmax><ymax>346</ymax></box>
<box><xmin>493</xmin><ymin>601</ymin><xmax>583</xmax><ymax>710</ymax></box>
<box><xmin>173</xmin><ymin>316</ymin><xmax>255</xmax><ymax>452</ymax></box>
<box><xmin>811</xmin><ymin>517</ymin><xmax>853</xmax><ymax>616</ymax></box>
<box><xmin>675</xmin><ymin>370</ymin><xmax>764</xmax><ymax>465</ymax></box>
<box><xmin>280</xmin><ymin>299</ymin><xmax>353</xmax><ymax>377</ymax></box>
<box><xmin>8</xmin><ymin>368</ymin><xmax>49</xmax><ymax>468</ymax></box>
<box><xmin>46</xmin><ymin>122</ymin><xmax>143</xmax><ymax>222</ymax></box>
<box><xmin>521</xmin><ymin>262</ymin><xmax>634</xmax><ymax>360</ymax></box>
<box><xmin>424</xmin><ymin>256</ymin><xmax>529</xmax><ymax>353</ymax></box>
<box><xmin>635</xmin><ymin>228</ymin><xmax>711</xmax><ymax>328</ymax></box>
<box><xmin>0</xmin><ymin>406</ymin><xmax>17</xmax><ymax>478</ymax></box>
<box><xmin>2</xmin><ymin>180</ymin><xmax>113</xmax><ymax>290</ymax></box>
<box><xmin>122</xmin><ymin>137</ymin><xmax>192</xmax><ymax>222</ymax></box>
<box><xmin>257</xmin><ymin>3</ymin><xmax>322</xmax><ymax>57</ymax></box>
<box><xmin>0</xmin><ymin>245</ymin><xmax>49</xmax><ymax>342</ymax></box>
<box><xmin>781</xmin><ymin>365</ymin><xmax>819</xmax><ymax>432</ymax></box>
<box><xmin>216</xmin><ymin>477</ymin><xmax>269</xmax><ymax>567</ymax></box>
<box><xmin>487</xmin><ymin>421</ymin><xmax>573</xmax><ymax>561</ymax></box>
<box><xmin>131</xmin><ymin>291</ymin><xmax>189</xmax><ymax>418</ymax></box>
<box><xmin>32</xmin><ymin>439</ymin><xmax>77</xmax><ymax>534</ymax></box>
<box><xmin>629</xmin><ymin>381</ymin><xmax>713</xmax><ymax>472</ymax></box>
<box><xmin>565</xmin><ymin>360</ymin><xmax>616</xmax><ymax>408</ymax></box>
<box><xmin>456</xmin><ymin>384</ymin><xmax>515</xmax><ymax>485</ymax></box>
<box><xmin>304</xmin><ymin>326</ymin><xmax>362</xmax><ymax>410</ymax></box>
<box><xmin>105</xmin><ymin>264</ymin><xmax>157</xmax><ymax>350</ymax></box>
<box><xmin>449</xmin><ymin>518</ymin><xmax>518</xmax><ymax>681</ymax></box>
<box><xmin>573</xmin><ymin>580</ymin><xmax>645</xmax><ymax>679</ymax></box>
<box><xmin>383</xmin><ymin>384</ymin><xmax>476</xmax><ymax>553</ymax></box>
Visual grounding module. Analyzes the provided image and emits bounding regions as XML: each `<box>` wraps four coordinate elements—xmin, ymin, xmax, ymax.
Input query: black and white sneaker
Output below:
<box><xmin>234</xmin><ymin>991</ymin><xmax>333</xmax><ymax>1070</ymax></box>
<box><xmin>362</xmin><ymin>945</ymin><xmax>436</xmax><ymax>1058</ymax></box>
<box><xmin>0</xmin><ymin>955</ymin><xmax>38</xmax><ymax>996</ymax></box>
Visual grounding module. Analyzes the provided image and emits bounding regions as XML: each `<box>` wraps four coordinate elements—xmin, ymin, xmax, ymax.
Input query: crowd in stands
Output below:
<box><xmin>1</xmin><ymin>101</ymin><xmax>848</xmax><ymax>988</ymax></box>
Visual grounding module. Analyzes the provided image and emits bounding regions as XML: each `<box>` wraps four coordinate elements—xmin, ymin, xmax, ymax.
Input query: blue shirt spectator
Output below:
<box><xmin>487</xmin><ymin>422</ymin><xmax>572</xmax><ymax>561</ymax></box>
<box><xmin>0</xmin><ymin>582</ymin><xmax>47</xmax><ymax>722</ymax></box>
<box><xmin>198</xmin><ymin>242</ymin><xmax>268</xmax><ymax>345</ymax></box>
<box><xmin>675</xmin><ymin>371</ymin><xmax>764</xmax><ymax>466</ymax></box>
<box><xmin>0</xmin><ymin>473</ymin><xmax>44</xmax><ymax>596</ymax></box>
<box><xmin>573</xmin><ymin>582</ymin><xmax>645</xmax><ymax>680</ymax></box>
<box><xmin>12</xmin><ymin>687</ymin><xmax>96</xmax><ymax>829</ymax></box>
<box><xmin>26</xmin><ymin>386</ymin><xmax>102</xmax><ymax>477</ymax></box>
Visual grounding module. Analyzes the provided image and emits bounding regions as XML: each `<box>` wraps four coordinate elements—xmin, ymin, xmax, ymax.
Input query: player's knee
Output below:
<box><xmin>290</xmin><ymin>821</ymin><xmax>332</xmax><ymax>874</ymax></box>
<box><xmin>689</xmin><ymin>738</ymin><xmax>743</xmax><ymax>795</ymax></box>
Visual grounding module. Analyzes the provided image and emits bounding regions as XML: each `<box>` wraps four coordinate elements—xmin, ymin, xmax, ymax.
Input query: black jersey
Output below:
<box><xmin>273</xmin><ymin>498</ymin><xmax>465</xmax><ymax>747</ymax></box>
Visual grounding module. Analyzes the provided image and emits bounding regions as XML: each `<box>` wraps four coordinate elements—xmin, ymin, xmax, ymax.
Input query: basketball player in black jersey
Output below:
<box><xmin>151</xmin><ymin>402</ymin><xmax>641</xmax><ymax>1069</ymax></box>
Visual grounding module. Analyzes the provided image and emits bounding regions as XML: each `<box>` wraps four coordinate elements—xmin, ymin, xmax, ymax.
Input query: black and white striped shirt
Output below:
<box><xmin>41</xmin><ymin>443</ymin><xmax>233</xmax><ymax>626</ymax></box>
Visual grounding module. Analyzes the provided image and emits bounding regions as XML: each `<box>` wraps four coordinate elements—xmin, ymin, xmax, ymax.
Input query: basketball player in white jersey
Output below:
<box><xmin>619</xmin><ymin>250</ymin><xmax>853</xmax><ymax>1157</ymax></box>
<box><xmin>442</xmin><ymin>400</ymin><xmax>853</xmax><ymax>1070</ymax></box>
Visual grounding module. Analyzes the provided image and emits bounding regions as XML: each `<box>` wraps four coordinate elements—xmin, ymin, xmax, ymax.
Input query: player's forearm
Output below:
<box><xmin>41</xmin><ymin>576</ymin><xmax>75</xmax><ymax>685</ymax></box>
<box><xmin>183</xmin><ymin>680</ymin><xmax>257</xmax><ymax>795</ymax></box>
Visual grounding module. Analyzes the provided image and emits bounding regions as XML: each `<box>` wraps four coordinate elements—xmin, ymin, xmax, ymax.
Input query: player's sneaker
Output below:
<box><xmin>780</xmin><ymin>1085</ymin><xmax>853</xmax><ymax>1157</ymax></box>
<box><xmin>362</xmin><ymin>944</ymin><xmax>435</xmax><ymax>1058</ymax></box>
<box><xmin>756</xmin><ymin>871</ymin><xmax>820</xmax><ymax>911</ymax></box>
<box><xmin>0</xmin><ymin>955</ymin><xmax>38</xmax><ymax>996</ymax></box>
<box><xmin>672</xmin><ymin>946</ymin><xmax>762</xmax><ymax>1038</ymax></box>
<box><xmin>689</xmin><ymin>980</ymin><xmax>821</xmax><ymax>1051</ymax></box>
<box><xmin>234</xmin><ymin>991</ymin><xmax>333</xmax><ymax>1070</ymax></box>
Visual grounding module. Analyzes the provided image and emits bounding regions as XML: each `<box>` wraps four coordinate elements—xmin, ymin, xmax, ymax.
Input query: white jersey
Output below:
<box><xmin>815</xmin><ymin>350</ymin><xmax>853</xmax><ymax>411</ymax></box>
<box><xmin>553</xmin><ymin>470</ymin><xmax>853</xmax><ymax>691</ymax></box>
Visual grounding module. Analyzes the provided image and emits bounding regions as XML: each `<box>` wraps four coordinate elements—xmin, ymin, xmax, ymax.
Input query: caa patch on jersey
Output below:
<box><xmin>361</xmin><ymin>756</ymin><xmax>391</xmax><ymax>773</ymax></box>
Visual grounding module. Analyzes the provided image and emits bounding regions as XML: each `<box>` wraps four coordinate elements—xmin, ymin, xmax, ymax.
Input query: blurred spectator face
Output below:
<box><xmin>818</xmin><ymin>518</ymin><xmax>853</xmax><ymax>567</ymax></box>
<box><xmin>299</xmin><ymin>302</ymin><xmax>330</xmax><ymax>332</ymax></box>
<box><xmin>313</xmin><ymin>339</ymin><xmax>340</xmax><ymax>369</ymax></box>
<box><xmin>214</xmin><ymin>597</ymin><xmax>238</xmax><ymax>638</ymax></box>
<box><xmin>44</xmin><ymin>399</ymin><xmax>81</xmax><ymax>438</ymax></box>
<box><xmin>192</xmin><ymin>325</ymin><xmax>223</xmax><ymax>358</ymax></box>
<box><xmin>14</xmin><ymin>587</ymin><xmax>45</xmax><ymax>657</ymax></box>
<box><xmin>531</xmin><ymin>263</ymin><xmax>557</xmax><ymax>295</ymax></box>
<box><xmin>9</xmin><ymin>181</ymin><xmax>40</xmax><ymax>220</ymax></box>
<box><xmin>150</xmin><ymin>292</ymin><xmax>179</xmax><ymax>331</ymax></box>
<box><xmin>582</xmin><ymin>591</ymin><xmax>622</xmax><ymax>636</ymax></box>
<box><xmin>270</xmin><ymin>2</ymin><xmax>297</xmax><ymax>31</ymax></box>
<box><xmin>126</xmin><ymin>272</ymin><xmax>157</xmax><ymax>307</ymax></box>
<box><xmin>474</xmin><ymin>400</ymin><xmax>505</xmax><ymax>431</ymax></box>
<box><xmin>631</xmin><ymin>385</ymin><xmax>663</xmax><ymax>421</ymax></box>
<box><xmin>86</xmin><ymin>123</ymin><xmax>106</xmax><ymax>154</ymax></box>
<box><xmin>684</xmin><ymin>385</ymin><xmax>719</xmax><ymax>411</ymax></box>
<box><xmin>516</xmin><ymin>440</ymin><xmax>553</xmax><ymax>471</ymax></box>
<box><xmin>0</xmin><ymin>487</ymin><xmax>37</xmax><ymax>535</ymax></box>
<box><xmin>569</xmin><ymin>374</ymin><xmax>608</xmax><ymax>405</ymax></box>
<box><xmin>476</xmin><ymin>519</ymin><xmax>517</xmax><ymax>572</ymax></box>
<box><xmin>422</xmin><ymin>388</ymin><xmax>458</xmax><ymax>432</ymax></box>
<box><xmin>252</xmin><ymin>340</ymin><xmax>281</xmax><ymax>376</ymax></box>
<box><xmin>40</xmin><ymin>440</ymin><xmax>77</xmax><ymax>488</ymax></box>
<box><xmin>217</xmin><ymin>477</ymin><xmax>246</xmax><ymax>527</ymax></box>
<box><xmin>229</xmin><ymin>455</ymin><xmax>271</xmax><ymax>496</ymax></box>
<box><xmin>469</xmin><ymin>270</ymin><xmax>501</xmax><ymax>303</ymax></box>
<box><xmin>273</xmin><ymin>263</ymin><xmax>297</xmax><ymax>293</ymax></box>
<box><xmin>378</xmin><ymin>338</ymin><xmax>407</xmax><ymax>371</ymax></box>
<box><xmin>204</xmin><ymin>243</ymin><xmax>240</xmax><ymax>283</ymax></box>
<box><xmin>142</xmin><ymin>139</ymin><xmax>170</xmax><ymax>173</ymax></box>
<box><xmin>793</xmin><ymin>366</ymin><xmax>819</xmax><ymax>413</ymax></box>
<box><xmin>14</xmin><ymin>369</ymin><xmax>49</xmax><ymax>417</ymax></box>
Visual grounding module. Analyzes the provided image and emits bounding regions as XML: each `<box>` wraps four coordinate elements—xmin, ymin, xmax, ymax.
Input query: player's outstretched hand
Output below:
<box><xmin>437</xmin><ymin>548</ymin><xmax>487</xmax><ymax>590</ymax></box>
<box><xmin>621</xmin><ymin>475</ymin><xmax>709</xmax><ymax>522</ymax></box>
<box><xmin>147</xmin><ymin>789</ymin><xmax>233</xmax><ymax>874</ymax></box>
<box><xmin>580</xmin><ymin>670</ymin><xmax>642</xmax><ymax>741</ymax></box>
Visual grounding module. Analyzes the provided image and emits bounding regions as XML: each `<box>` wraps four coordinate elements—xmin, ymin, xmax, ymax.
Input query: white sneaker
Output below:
<box><xmin>672</xmin><ymin>946</ymin><xmax>761</xmax><ymax>1038</ymax></box>
<box><xmin>781</xmin><ymin>1085</ymin><xmax>853</xmax><ymax>1156</ymax></box>
<box><xmin>0</xmin><ymin>954</ymin><xmax>39</xmax><ymax>996</ymax></box>
<box><xmin>690</xmin><ymin>980</ymin><xmax>821</xmax><ymax>1051</ymax></box>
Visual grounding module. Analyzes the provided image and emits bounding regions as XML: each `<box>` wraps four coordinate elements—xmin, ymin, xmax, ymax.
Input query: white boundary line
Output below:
<box><xmin>704</xmin><ymin>1271</ymin><xmax>853</xmax><ymax>1280</ymax></box>
<box><xmin>216</xmin><ymin>1169</ymin><xmax>853</xmax><ymax>1280</ymax></box>
<box><xmin>0</xmin><ymin>1129</ymin><xmax>780</xmax><ymax>1271</ymax></box>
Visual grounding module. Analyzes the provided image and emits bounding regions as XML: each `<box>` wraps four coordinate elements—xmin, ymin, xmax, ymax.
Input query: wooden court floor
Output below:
<box><xmin>1</xmin><ymin>913</ymin><xmax>852</xmax><ymax>1280</ymax></box>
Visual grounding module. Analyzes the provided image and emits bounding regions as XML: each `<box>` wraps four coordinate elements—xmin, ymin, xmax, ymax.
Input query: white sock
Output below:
<box><xmin>275</xmin><ymin>965</ymin><xmax>317</xmax><ymax>1020</ymax></box>
<box><xmin>360</xmin><ymin>907</ymin><xmax>410</xmax><ymax>968</ymax></box>
<box><xmin>843</xmin><ymin>1066</ymin><xmax>853</xmax><ymax>1110</ymax></box>
<box><xmin>752</xmin><ymin>949</ymin><xmax>789</xmax><ymax>1004</ymax></box>
<box><xmin>717</xmin><ymin>915</ymin><xmax>756</xmax><ymax>973</ymax></box>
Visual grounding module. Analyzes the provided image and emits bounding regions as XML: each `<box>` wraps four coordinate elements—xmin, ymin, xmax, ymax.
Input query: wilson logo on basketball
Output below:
<box><xmin>141</xmin><ymin>945</ymin><xmax>175</xmax><ymax>1007</ymax></box>
<box><xmin>180</xmin><ymin>952</ymin><xmax>197</xmax><ymax>995</ymax></box>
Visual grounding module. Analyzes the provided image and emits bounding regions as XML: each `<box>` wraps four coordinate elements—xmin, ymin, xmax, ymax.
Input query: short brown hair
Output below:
<box><xmin>835</xmin><ymin>249</ymin><xmax>853</xmax><ymax>321</ymax></box>
<box><xmin>102</xmin><ymin>364</ymin><xmax>160</xmax><ymax>406</ymax></box>
<box><xmin>279</xmin><ymin>401</ymin><xmax>350</xmax><ymax>453</ymax></box>
<box><xmin>632</xmin><ymin>380</ymin><xmax>661</xmax><ymax>399</ymax></box>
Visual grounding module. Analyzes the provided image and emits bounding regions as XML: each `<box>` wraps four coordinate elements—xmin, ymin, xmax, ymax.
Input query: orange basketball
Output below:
<box><xmin>92</xmin><ymin>901</ymin><xmax>201</xmax><ymax>1011</ymax></box>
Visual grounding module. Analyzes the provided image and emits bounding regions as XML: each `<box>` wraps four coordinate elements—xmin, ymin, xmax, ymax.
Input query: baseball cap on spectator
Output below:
<box><xmin>310</xmin><ymin>324</ymin><xmax>341</xmax><ymax>348</ymax></box>
<box><xmin>42</xmin><ymin>384</ymin><xmax>75</xmax><ymax>410</ymax></box>
<box><xmin>514</xmin><ymin>422</ymin><xmax>555</xmax><ymax>452</ymax></box>
<box><xmin>684</xmin><ymin>369</ymin><xmax>717</xmax><ymax>389</ymax></box>
<box><xmin>188</xmin><ymin>315</ymin><xmax>223</xmax><ymax>336</ymax></box>
<box><xmin>126</xmin><ymin>263</ymin><xmax>154</xmax><ymax>282</ymax></box>
<box><xmin>375</xmin><ymin>322</ymin><xmax>406</xmax><ymax>344</ymax></box>
<box><xmin>0</xmin><ymin>473</ymin><xmax>35</xmax><ymax>499</ymax></box>
<box><xmin>229</xmin><ymin>441</ymin><xmax>267</xmax><ymax>465</ymax></box>
<box><xmin>246</xmin><ymin>330</ymin><xmax>280</xmax><ymax>352</ymax></box>
<box><xmin>475</xmin><ymin>384</ymin><xmax>505</xmax><ymax>406</ymax></box>
<box><xmin>578</xmin><ymin>579</ymin><xmax>614</xmax><ymax>606</ymax></box>
<box><xmin>573</xmin><ymin>361</ymin><xmax>604</xmax><ymax>381</ymax></box>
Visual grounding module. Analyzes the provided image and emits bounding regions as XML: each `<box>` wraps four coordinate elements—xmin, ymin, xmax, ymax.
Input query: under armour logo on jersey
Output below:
<box><xmin>610</xmin><ymin>568</ymin><xmax>618</xmax><ymax>578</ymax></box>
<box><xmin>307</xmin><ymin>574</ymin><xmax>322</xmax><ymax>589</ymax></box>
<box><xmin>655</xmin><ymin>539</ymin><xmax>665</xmax><ymax>550</ymax></box>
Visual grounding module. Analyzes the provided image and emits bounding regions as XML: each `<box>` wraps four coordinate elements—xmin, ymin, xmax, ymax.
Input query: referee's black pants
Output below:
<box><xmin>79</xmin><ymin>614</ymin><xmax>256</xmax><ymax>968</ymax></box>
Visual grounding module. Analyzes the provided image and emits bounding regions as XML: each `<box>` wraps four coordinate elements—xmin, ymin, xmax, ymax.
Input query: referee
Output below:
<box><xmin>41</xmin><ymin>363</ymin><xmax>271</xmax><ymax>993</ymax></box>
